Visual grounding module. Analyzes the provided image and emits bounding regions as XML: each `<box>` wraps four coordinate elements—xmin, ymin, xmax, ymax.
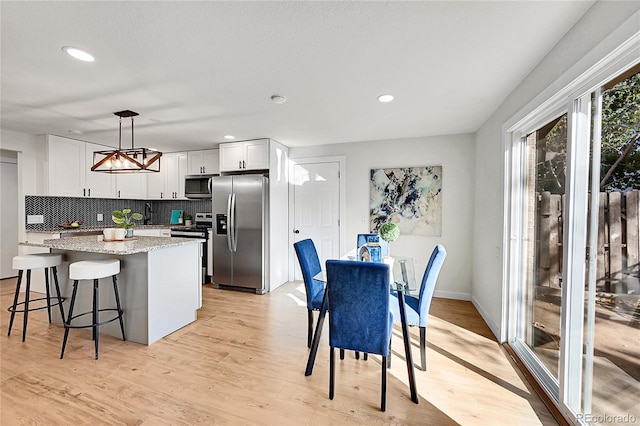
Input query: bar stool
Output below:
<box><xmin>60</xmin><ymin>259</ymin><xmax>126</xmax><ymax>360</ymax></box>
<box><xmin>7</xmin><ymin>253</ymin><xmax>66</xmax><ymax>342</ymax></box>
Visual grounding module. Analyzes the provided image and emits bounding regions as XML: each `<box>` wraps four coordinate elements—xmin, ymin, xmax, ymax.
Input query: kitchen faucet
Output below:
<box><xmin>144</xmin><ymin>202</ymin><xmax>153</xmax><ymax>225</ymax></box>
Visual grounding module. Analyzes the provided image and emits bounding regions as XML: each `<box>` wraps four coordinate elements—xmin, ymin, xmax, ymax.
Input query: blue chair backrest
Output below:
<box><xmin>417</xmin><ymin>244</ymin><xmax>447</xmax><ymax>327</ymax></box>
<box><xmin>326</xmin><ymin>260</ymin><xmax>392</xmax><ymax>356</ymax></box>
<box><xmin>294</xmin><ymin>239</ymin><xmax>324</xmax><ymax>310</ymax></box>
<box><xmin>356</xmin><ymin>233</ymin><xmax>389</xmax><ymax>257</ymax></box>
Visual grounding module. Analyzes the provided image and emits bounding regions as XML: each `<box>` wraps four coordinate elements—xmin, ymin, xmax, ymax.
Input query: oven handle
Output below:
<box><xmin>170</xmin><ymin>231</ymin><xmax>207</xmax><ymax>238</ymax></box>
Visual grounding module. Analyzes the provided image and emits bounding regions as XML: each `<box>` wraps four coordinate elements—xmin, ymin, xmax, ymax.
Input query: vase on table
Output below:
<box><xmin>126</xmin><ymin>228</ymin><xmax>134</xmax><ymax>238</ymax></box>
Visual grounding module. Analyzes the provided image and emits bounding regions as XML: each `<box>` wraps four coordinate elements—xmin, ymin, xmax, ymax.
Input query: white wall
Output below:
<box><xmin>290</xmin><ymin>134</ymin><xmax>475</xmax><ymax>300</ymax></box>
<box><xmin>0</xmin><ymin>129</ymin><xmax>39</xmax><ymax>248</ymax></box>
<box><xmin>472</xmin><ymin>2</ymin><xmax>640</xmax><ymax>339</ymax></box>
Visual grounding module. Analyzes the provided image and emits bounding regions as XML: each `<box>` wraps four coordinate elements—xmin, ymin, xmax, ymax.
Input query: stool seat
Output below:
<box><xmin>12</xmin><ymin>254</ymin><xmax>62</xmax><ymax>270</ymax></box>
<box><xmin>69</xmin><ymin>260</ymin><xmax>120</xmax><ymax>281</ymax></box>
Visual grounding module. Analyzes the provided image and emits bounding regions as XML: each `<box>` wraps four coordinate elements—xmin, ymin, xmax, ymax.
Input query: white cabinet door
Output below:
<box><xmin>219</xmin><ymin>143</ymin><xmax>245</xmax><ymax>172</ymax></box>
<box><xmin>166</xmin><ymin>152</ymin><xmax>188</xmax><ymax>199</ymax></box>
<box><xmin>116</xmin><ymin>173</ymin><xmax>148</xmax><ymax>199</ymax></box>
<box><xmin>47</xmin><ymin>136</ymin><xmax>84</xmax><ymax>196</ymax></box>
<box><xmin>84</xmin><ymin>142</ymin><xmax>116</xmax><ymax>198</ymax></box>
<box><xmin>203</xmin><ymin>149</ymin><xmax>219</xmax><ymax>174</ymax></box>
<box><xmin>219</xmin><ymin>140</ymin><xmax>269</xmax><ymax>172</ymax></box>
<box><xmin>146</xmin><ymin>165</ymin><xmax>167</xmax><ymax>199</ymax></box>
<box><xmin>245</xmin><ymin>140</ymin><xmax>269</xmax><ymax>170</ymax></box>
<box><xmin>134</xmin><ymin>229</ymin><xmax>161</xmax><ymax>237</ymax></box>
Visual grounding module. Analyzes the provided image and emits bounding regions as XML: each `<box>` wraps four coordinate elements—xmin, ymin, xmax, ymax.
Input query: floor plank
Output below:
<box><xmin>1</xmin><ymin>278</ymin><xmax>556</xmax><ymax>425</ymax></box>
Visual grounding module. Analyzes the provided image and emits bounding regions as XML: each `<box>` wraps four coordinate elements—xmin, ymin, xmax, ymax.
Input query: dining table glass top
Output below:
<box><xmin>313</xmin><ymin>252</ymin><xmax>417</xmax><ymax>292</ymax></box>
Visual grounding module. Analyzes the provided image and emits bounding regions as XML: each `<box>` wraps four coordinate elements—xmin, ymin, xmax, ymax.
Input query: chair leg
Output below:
<box><xmin>112</xmin><ymin>275</ymin><xmax>126</xmax><ymax>341</ymax></box>
<box><xmin>339</xmin><ymin>348</ymin><xmax>344</xmax><ymax>360</ymax></box>
<box><xmin>355</xmin><ymin>351</ymin><xmax>359</xmax><ymax>360</ymax></box>
<box><xmin>381</xmin><ymin>355</ymin><xmax>387</xmax><ymax>412</ymax></box>
<box><xmin>93</xmin><ymin>279</ymin><xmax>99</xmax><ymax>360</ymax></box>
<box><xmin>51</xmin><ymin>266</ymin><xmax>66</xmax><ymax>323</ymax></box>
<box><xmin>7</xmin><ymin>270</ymin><xmax>23</xmax><ymax>337</ymax></box>
<box><xmin>329</xmin><ymin>347</ymin><xmax>335</xmax><ymax>400</ymax></box>
<box><xmin>420</xmin><ymin>327</ymin><xmax>426</xmax><ymax>371</ymax></box>
<box><xmin>44</xmin><ymin>267</ymin><xmax>52</xmax><ymax>323</ymax></box>
<box><xmin>60</xmin><ymin>280</ymin><xmax>79</xmax><ymax>359</ymax></box>
<box><xmin>364</xmin><ymin>353</ymin><xmax>368</xmax><ymax>361</ymax></box>
<box><xmin>307</xmin><ymin>309</ymin><xmax>313</xmax><ymax>348</ymax></box>
<box><xmin>22</xmin><ymin>270</ymin><xmax>31</xmax><ymax>342</ymax></box>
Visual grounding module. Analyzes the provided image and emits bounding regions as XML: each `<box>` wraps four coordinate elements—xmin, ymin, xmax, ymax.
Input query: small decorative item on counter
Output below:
<box><xmin>60</xmin><ymin>220</ymin><xmax>84</xmax><ymax>229</ymax></box>
<box><xmin>379</xmin><ymin>222</ymin><xmax>400</xmax><ymax>259</ymax></box>
<box><xmin>184</xmin><ymin>215</ymin><xmax>192</xmax><ymax>227</ymax></box>
<box><xmin>112</xmin><ymin>209</ymin><xmax>143</xmax><ymax>238</ymax></box>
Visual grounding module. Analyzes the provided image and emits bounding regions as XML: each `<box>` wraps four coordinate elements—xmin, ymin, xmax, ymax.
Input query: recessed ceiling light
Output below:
<box><xmin>62</xmin><ymin>46</ymin><xmax>95</xmax><ymax>62</ymax></box>
<box><xmin>68</xmin><ymin>129</ymin><xmax>84</xmax><ymax>135</ymax></box>
<box><xmin>270</xmin><ymin>94</ymin><xmax>287</xmax><ymax>104</ymax></box>
<box><xmin>377</xmin><ymin>94</ymin><xmax>394</xmax><ymax>103</ymax></box>
<box><xmin>224</xmin><ymin>135</ymin><xmax>236</xmax><ymax>140</ymax></box>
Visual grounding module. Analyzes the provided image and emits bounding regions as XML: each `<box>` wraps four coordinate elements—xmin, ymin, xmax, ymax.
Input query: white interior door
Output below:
<box><xmin>293</xmin><ymin>161</ymin><xmax>340</xmax><ymax>280</ymax></box>
<box><xmin>1</xmin><ymin>156</ymin><xmax>18</xmax><ymax>278</ymax></box>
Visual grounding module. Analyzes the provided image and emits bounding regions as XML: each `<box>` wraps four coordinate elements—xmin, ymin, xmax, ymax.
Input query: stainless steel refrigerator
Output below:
<box><xmin>212</xmin><ymin>174</ymin><xmax>269</xmax><ymax>294</ymax></box>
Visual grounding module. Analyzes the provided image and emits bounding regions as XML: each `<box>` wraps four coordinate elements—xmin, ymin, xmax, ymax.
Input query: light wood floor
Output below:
<box><xmin>1</xmin><ymin>278</ymin><xmax>557</xmax><ymax>425</ymax></box>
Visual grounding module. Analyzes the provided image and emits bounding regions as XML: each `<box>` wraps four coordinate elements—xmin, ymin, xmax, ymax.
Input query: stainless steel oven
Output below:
<box><xmin>170</xmin><ymin>212</ymin><xmax>213</xmax><ymax>283</ymax></box>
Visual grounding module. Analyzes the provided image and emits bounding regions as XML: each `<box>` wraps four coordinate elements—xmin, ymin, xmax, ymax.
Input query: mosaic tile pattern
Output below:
<box><xmin>25</xmin><ymin>196</ymin><xmax>211</xmax><ymax>230</ymax></box>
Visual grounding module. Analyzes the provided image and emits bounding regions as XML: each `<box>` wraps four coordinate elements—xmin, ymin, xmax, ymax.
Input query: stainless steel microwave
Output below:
<box><xmin>184</xmin><ymin>175</ymin><xmax>215</xmax><ymax>199</ymax></box>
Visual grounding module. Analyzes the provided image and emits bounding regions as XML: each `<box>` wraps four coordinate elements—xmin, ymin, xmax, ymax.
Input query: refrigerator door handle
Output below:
<box><xmin>231</xmin><ymin>192</ymin><xmax>238</xmax><ymax>252</ymax></box>
<box><xmin>226</xmin><ymin>193</ymin><xmax>233</xmax><ymax>252</ymax></box>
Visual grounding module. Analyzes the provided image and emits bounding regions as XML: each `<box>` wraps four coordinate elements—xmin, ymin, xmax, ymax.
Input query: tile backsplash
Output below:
<box><xmin>25</xmin><ymin>196</ymin><xmax>211</xmax><ymax>230</ymax></box>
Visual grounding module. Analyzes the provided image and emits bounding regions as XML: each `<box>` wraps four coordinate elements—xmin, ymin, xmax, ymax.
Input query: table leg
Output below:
<box><xmin>305</xmin><ymin>287</ymin><xmax>328</xmax><ymax>376</ymax></box>
<box><xmin>397</xmin><ymin>291</ymin><xmax>419</xmax><ymax>403</ymax></box>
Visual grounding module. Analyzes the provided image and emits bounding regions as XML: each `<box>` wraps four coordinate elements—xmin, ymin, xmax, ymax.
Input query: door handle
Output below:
<box><xmin>294</xmin><ymin>229</ymin><xmax>300</xmax><ymax>234</ymax></box>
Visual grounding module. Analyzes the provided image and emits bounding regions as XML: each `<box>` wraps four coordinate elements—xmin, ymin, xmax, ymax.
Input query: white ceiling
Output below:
<box><xmin>1</xmin><ymin>1</ymin><xmax>595</xmax><ymax>152</ymax></box>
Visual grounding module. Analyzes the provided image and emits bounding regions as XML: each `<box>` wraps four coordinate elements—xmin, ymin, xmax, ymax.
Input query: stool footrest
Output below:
<box><xmin>7</xmin><ymin>296</ymin><xmax>65</xmax><ymax>314</ymax></box>
<box><xmin>64</xmin><ymin>309</ymin><xmax>124</xmax><ymax>329</ymax></box>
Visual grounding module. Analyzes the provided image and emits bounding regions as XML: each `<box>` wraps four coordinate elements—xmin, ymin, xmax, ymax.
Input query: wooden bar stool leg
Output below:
<box><xmin>112</xmin><ymin>275</ymin><xmax>126</xmax><ymax>341</ymax></box>
<box><xmin>93</xmin><ymin>279</ymin><xmax>99</xmax><ymax>360</ymax></box>
<box><xmin>7</xmin><ymin>270</ymin><xmax>23</xmax><ymax>336</ymax></box>
<box><xmin>44</xmin><ymin>267</ymin><xmax>52</xmax><ymax>323</ymax></box>
<box><xmin>22</xmin><ymin>270</ymin><xmax>32</xmax><ymax>342</ymax></box>
<box><xmin>60</xmin><ymin>280</ymin><xmax>79</xmax><ymax>359</ymax></box>
<box><xmin>51</xmin><ymin>266</ymin><xmax>66</xmax><ymax>322</ymax></box>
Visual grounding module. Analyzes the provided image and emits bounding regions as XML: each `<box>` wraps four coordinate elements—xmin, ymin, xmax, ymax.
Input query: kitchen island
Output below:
<box><xmin>20</xmin><ymin>236</ymin><xmax>204</xmax><ymax>345</ymax></box>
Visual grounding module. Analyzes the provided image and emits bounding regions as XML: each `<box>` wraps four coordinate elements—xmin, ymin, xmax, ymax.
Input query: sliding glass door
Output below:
<box><xmin>507</xmin><ymin>65</ymin><xmax>639</xmax><ymax>424</ymax></box>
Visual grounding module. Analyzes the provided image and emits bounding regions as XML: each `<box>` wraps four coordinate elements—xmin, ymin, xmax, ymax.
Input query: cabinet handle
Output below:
<box><xmin>161</xmin><ymin>192</ymin><xmax>164</xmax><ymax>199</ymax></box>
<box><xmin>88</xmin><ymin>188</ymin><xmax>91</xmax><ymax>197</ymax></box>
<box><xmin>83</xmin><ymin>188</ymin><xmax>86</xmax><ymax>197</ymax></box>
<box><xmin>239</xmin><ymin>160</ymin><xmax>242</xmax><ymax>169</ymax></box>
<box><xmin>118</xmin><ymin>190</ymin><xmax>121</xmax><ymax>198</ymax></box>
<box><xmin>242</xmin><ymin>160</ymin><xmax>246</xmax><ymax>169</ymax></box>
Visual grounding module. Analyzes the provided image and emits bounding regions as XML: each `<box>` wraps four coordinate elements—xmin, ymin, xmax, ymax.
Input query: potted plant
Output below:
<box><xmin>112</xmin><ymin>208</ymin><xmax>143</xmax><ymax>238</ymax></box>
<box><xmin>379</xmin><ymin>222</ymin><xmax>400</xmax><ymax>264</ymax></box>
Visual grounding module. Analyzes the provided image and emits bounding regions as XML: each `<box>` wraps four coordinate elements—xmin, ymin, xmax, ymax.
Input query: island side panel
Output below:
<box><xmin>146</xmin><ymin>243</ymin><xmax>200</xmax><ymax>344</ymax></box>
<box><xmin>52</xmin><ymin>250</ymin><xmax>151</xmax><ymax>345</ymax></box>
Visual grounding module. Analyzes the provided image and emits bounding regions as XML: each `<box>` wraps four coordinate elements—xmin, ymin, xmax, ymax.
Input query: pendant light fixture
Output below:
<box><xmin>91</xmin><ymin>110</ymin><xmax>162</xmax><ymax>173</ymax></box>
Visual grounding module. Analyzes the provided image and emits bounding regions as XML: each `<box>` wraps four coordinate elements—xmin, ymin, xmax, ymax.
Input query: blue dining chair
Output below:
<box><xmin>326</xmin><ymin>260</ymin><xmax>393</xmax><ymax>412</ymax></box>
<box><xmin>357</xmin><ymin>233</ymin><xmax>389</xmax><ymax>257</ymax></box>
<box><xmin>390</xmin><ymin>244</ymin><xmax>447</xmax><ymax>371</ymax></box>
<box><xmin>294</xmin><ymin>239</ymin><xmax>325</xmax><ymax>348</ymax></box>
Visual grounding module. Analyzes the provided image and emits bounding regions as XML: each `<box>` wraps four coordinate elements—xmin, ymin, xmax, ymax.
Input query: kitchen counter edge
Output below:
<box><xmin>20</xmin><ymin>235</ymin><xmax>205</xmax><ymax>255</ymax></box>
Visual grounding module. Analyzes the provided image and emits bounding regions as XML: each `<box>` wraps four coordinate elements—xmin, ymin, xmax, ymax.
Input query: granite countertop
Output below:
<box><xmin>27</xmin><ymin>225</ymin><xmax>173</xmax><ymax>234</ymax></box>
<box><xmin>20</xmin><ymin>235</ymin><xmax>204</xmax><ymax>255</ymax></box>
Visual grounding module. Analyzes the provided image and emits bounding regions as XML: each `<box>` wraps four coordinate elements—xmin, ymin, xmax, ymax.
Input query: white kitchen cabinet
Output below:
<box><xmin>219</xmin><ymin>139</ymin><xmax>269</xmax><ymax>172</ymax></box>
<box><xmin>147</xmin><ymin>152</ymin><xmax>188</xmax><ymax>199</ymax></box>
<box><xmin>135</xmin><ymin>228</ymin><xmax>172</xmax><ymax>237</ymax></box>
<box><xmin>187</xmin><ymin>149</ymin><xmax>219</xmax><ymax>175</ymax></box>
<box><xmin>38</xmin><ymin>135</ymin><xmax>115</xmax><ymax>197</ymax></box>
<box><xmin>116</xmin><ymin>172</ymin><xmax>147</xmax><ymax>199</ymax></box>
<box><xmin>84</xmin><ymin>142</ymin><xmax>116</xmax><ymax>197</ymax></box>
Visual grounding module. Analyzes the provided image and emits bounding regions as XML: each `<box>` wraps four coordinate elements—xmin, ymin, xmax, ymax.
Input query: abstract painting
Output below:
<box><xmin>370</xmin><ymin>166</ymin><xmax>442</xmax><ymax>236</ymax></box>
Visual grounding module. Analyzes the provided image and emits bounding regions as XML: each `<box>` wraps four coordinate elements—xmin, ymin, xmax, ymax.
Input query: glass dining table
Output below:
<box><xmin>304</xmin><ymin>255</ymin><xmax>419</xmax><ymax>404</ymax></box>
